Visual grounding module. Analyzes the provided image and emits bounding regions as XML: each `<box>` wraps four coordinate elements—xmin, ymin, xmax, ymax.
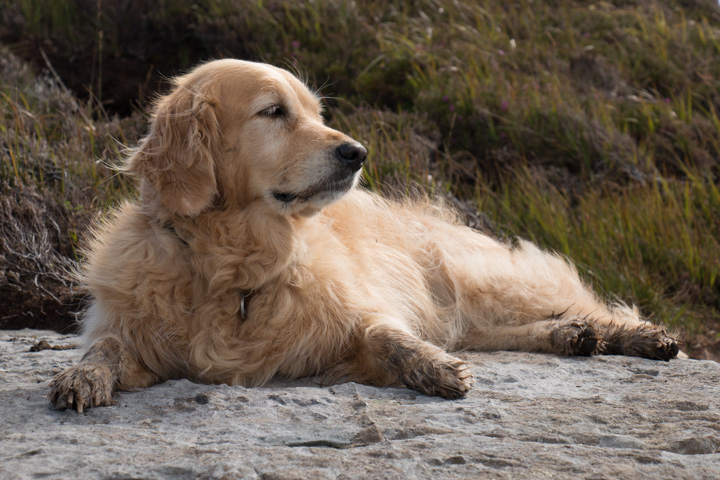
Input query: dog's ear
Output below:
<box><xmin>127</xmin><ymin>82</ymin><xmax>221</xmax><ymax>216</ymax></box>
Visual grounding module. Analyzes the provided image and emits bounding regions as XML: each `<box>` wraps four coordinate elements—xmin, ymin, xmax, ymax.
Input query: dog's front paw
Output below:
<box><xmin>405</xmin><ymin>354</ymin><xmax>474</xmax><ymax>400</ymax></box>
<box><xmin>49</xmin><ymin>363</ymin><xmax>115</xmax><ymax>413</ymax></box>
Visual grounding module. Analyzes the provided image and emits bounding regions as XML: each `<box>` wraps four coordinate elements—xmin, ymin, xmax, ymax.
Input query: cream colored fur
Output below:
<box><xmin>49</xmin><ymin>59</ymin><xmax>679</xmax><ymax>412</ymax></box>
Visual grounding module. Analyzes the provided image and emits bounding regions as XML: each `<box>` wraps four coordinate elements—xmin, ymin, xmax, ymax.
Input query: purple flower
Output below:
<box><xmin>500</xmin><ymin>100</ymin><xmax>509</xmax><ymax>111</ymax></box>
<box><xmin>442</xmin><ymin>95</ymin><xmax>450</xmax><ymax>102</ymax></box>
<box><xmin>665</xmin><ymin>98</ymin><xmax>671</xmax><ymax>103</ymax></box>
<box><xmin>291</xmin><ymin>40</ymin><xmax>301</xmax><ymax>49</ymax></box>
<box><xmin>497</xmin><ymin>49</ymin><xmax>505</xmax><ymax>56</ymax></box>
<box><xmin>449</xmin><ymin>105</ymin><xmax>455</xmax><ymax>111</ymax></box>
<box><xmin>583</xmin><ymin>32</ymin><xmax>591</xmax><ymax>38</ymax></box>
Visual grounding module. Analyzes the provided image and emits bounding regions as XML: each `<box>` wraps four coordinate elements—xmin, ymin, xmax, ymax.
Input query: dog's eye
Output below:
<box><xmin>259</xmin><ymin>105</ymin><xmax>286</xmax><ymax>118</ymax></box>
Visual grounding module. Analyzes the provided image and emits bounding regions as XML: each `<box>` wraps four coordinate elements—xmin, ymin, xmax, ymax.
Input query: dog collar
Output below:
<box><xmin>240</xmin><ymin>292</ymin><xmax>251</xmax><ymax>320</ymax></box>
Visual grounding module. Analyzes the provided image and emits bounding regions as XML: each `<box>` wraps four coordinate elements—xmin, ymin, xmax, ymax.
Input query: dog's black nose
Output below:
<box><xmin>336</xmin><ymin>142</ymin><xmax>367</xmax><ymax>171</ymax></box>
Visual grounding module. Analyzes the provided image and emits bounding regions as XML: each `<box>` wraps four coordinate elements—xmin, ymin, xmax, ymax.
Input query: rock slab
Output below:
<box><xmin>1</xmin><ymin>330</ymin><xmax>719</xmax><ymax>479</ymax></box>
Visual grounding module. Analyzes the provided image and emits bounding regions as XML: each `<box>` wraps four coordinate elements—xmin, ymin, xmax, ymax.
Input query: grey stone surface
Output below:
<box><xmin>1</xmin><ymin>329</ymin><xmax>719</xmax><ymax>479</ymax></box>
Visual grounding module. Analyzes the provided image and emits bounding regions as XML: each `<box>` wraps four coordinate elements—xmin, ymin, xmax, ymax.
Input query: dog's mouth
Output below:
<box><xmin>272</xmin><ymin>192</ymin><xmax>298</xmax><ymax>203</ymax></box>
<box><xmin>271</xmin><ymin>170</ymin><xmax>358</xmax><ymax>208</ymax></box>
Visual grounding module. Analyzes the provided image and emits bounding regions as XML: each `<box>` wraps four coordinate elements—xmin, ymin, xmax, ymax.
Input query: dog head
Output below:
<box><xmin>127</xmin><ymin>59</ymin><xmax>366</xmax><ymax>217</ymax></box>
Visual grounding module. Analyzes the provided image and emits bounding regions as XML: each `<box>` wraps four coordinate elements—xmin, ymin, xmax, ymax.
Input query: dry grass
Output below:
<box><xmin>0</xmin><ymin>46</ymin><xmax>140</xmax><ymax>329</ymax></box>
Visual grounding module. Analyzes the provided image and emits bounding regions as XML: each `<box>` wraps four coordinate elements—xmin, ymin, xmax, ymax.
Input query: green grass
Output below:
<box><xmin>477</xmin><ymin>168</ymin><xmax>720</xmax><ymax>334</ymax></box>
<box><xmin>1</xmin><ymin>0</ymin><xmax>719</xmax><ymax>348</ymax></box>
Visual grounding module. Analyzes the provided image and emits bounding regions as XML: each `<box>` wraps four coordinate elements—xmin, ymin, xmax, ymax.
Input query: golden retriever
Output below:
<box><xmin>50</xmin><ymin>59</ymin><xmax>679</xmax><ymax>412</ymax></box>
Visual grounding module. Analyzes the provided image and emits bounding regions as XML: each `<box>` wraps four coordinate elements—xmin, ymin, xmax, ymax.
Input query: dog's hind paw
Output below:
<box><xmin>552</xmin><ymin>321</ymin><xmax>601</xmax><ymax>356</ymax></box>
<box><xmin>49</xmin><ymin>363</ymin><xmax>115</xmax><ymax>413</ymax></box>
<box><xmin>600</xmin><ymin>323</ymin><xmax>680</xmax><ymax>361</ymax></box>
<box><xmin>628</xmin><ymin>327</ymin><xmax>680</xmax><ymax>361</ymax></box>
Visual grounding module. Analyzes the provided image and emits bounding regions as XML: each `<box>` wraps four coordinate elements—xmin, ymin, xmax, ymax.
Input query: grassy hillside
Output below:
<box><xmin>1</xmin><ymin>0</ymin><xmax>719</xmax><ymax>356</ymax></box>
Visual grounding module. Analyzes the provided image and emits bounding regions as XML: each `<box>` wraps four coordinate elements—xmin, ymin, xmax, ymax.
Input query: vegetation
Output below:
<box><xmin>1</xmin><ymin>0</ymin><xmax>718</xmax><ymax>356</ymax></box>
<box><xmin>0</xmin><ymin>47</ymin><xmax>143</xmax><ymax>329</ymax></box>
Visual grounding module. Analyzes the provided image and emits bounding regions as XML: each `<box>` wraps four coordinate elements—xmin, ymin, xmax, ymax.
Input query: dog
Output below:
<box><xmin>50</xmin><ymin>59</ymin><xmax>680</xmax><ymax>412</ymax></box>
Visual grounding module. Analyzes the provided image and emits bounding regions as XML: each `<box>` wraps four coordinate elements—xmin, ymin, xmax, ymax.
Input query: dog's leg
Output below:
<box><xmin>49</xmin><ymin>337</ymin><xmax>157</xmax><ymax>413</ymax></box>
<box><xmin>461</xmin><ymin>314</ymin><xmax>679</xmax><ymax>360</ymax></box>
<box><xmin>434</xmin><ymin>235</ymin><xmax>679</xmax><ymax>360</ymax></box>
<box><xmin>358</xmin><ymin>324</ymin><xmax>474</xmax><ymax>399</ymax></box>
<box><xmin>461</xmin><ymin>318</ymin><xmax>602</xmax><ymax>356</ymax></box>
